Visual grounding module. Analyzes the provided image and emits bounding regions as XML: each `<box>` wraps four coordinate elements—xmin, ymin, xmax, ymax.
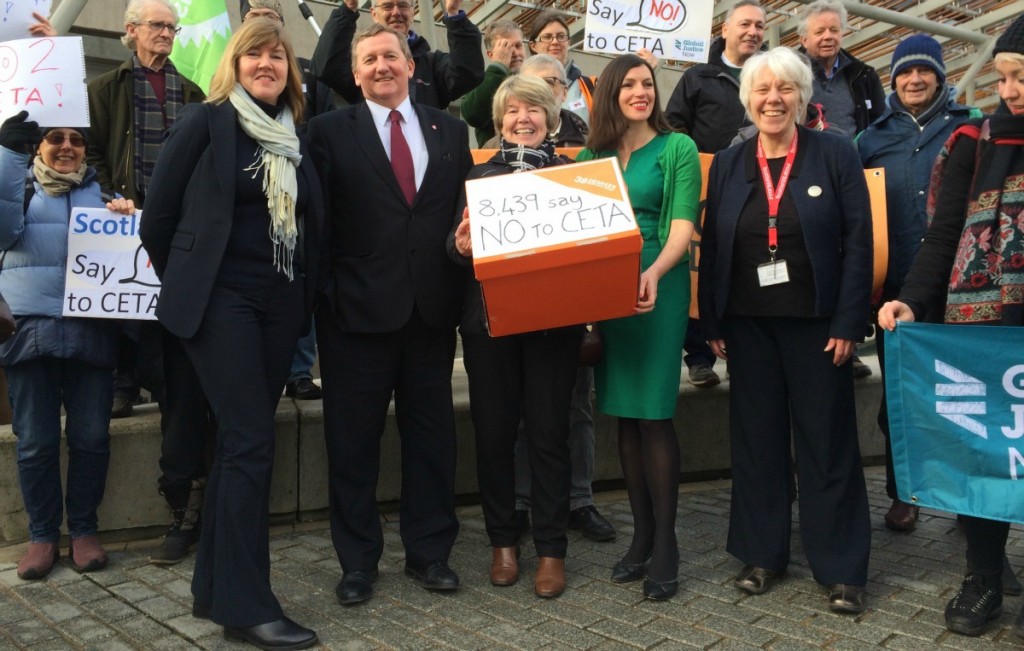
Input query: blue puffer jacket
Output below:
<box><xmin>856</xmin><ymin>87</ymin><xmax>981</xmax><ymax>300</ymax></box>
<box><xmin>0</xmin><ymin>145</ymin><xmax>118</xmax><ymax>367</ymax></box>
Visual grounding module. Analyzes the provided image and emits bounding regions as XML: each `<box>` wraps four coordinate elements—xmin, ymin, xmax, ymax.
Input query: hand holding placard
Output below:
<box><xmin>0</xmin><ymin>36</ymin><xmax>88</xmax><ymax>127</ymax></box>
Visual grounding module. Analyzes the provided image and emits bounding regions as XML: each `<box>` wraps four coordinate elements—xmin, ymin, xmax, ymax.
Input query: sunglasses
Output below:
<box><xmin>43</xmin><ymin>132</ymin><xmax>86</xmax><ymax>147</ymax></box>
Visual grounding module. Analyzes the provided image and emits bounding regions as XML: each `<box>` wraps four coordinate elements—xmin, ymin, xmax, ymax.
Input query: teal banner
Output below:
<box><xmin>886</xmin><ymin>322</ymin><xmax>1024</xmax><ymax>523</ymax></box>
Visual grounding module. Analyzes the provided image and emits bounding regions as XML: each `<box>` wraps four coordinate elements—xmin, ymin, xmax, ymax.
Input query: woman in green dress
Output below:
<box><xmin>577</xmin><ymin>54</ymin><xmax>701</xmax><ymax>600</ymax></box>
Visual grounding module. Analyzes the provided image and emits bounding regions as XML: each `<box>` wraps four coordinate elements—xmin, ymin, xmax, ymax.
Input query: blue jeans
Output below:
<box><xmin>286</xmin><ymin>323</ymin><xmax>317</xmax><ymax>383</ymax></box>
<box><xmin>7</xmin><ymin>358</ymin><xmax>112</xmax><ymax>542</ymax></box>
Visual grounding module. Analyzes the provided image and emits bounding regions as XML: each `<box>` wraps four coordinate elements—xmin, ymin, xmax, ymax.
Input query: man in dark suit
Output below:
<box><xmin>307</xmin><ymin>23</ymin><xmax>472</xmax><ymax>606</ymax></box>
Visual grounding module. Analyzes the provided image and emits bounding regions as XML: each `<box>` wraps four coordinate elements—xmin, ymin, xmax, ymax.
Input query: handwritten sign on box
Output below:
<box><xmin>0</xmin><ymin>0</ymin><xmax>52</xmax><ymax>44</ymax></box>
<box><xmin>583</xmin><ymin>0</ymin><xmax>713</xmax><ymax>63</ymax></box>
<box><xmin>63</xmin><ymin>207</ymin><xmax>161</xmax><ymax>320</ymax></box>
<box><xmin>465</xmin><ymin>158</ymin><xmax>637</xmax><ymax>261</ymax></box>
<box><xmin>0</xmin><ymin>36</ymin><xmax>88</xmax><ymax>127</ymax></box>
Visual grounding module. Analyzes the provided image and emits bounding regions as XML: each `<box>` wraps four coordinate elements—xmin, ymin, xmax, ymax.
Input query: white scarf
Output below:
<box><xmin>228</xmin><ymin>84</ymin><xmax>302</xmax><ymax>280</ymax></box>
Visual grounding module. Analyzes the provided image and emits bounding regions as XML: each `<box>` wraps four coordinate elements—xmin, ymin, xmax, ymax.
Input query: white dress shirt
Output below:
<box><xmin>366</xmin><ymin>98</ymin><xmax>429</xmax><ymax>192</ymax></box>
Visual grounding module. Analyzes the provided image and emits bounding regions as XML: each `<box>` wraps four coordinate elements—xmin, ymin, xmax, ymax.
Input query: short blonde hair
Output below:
<box><xmin>492</xmin><ymin>75</ymin><xmax>560</xmax><ymax>137</ymax></box>
<box><xmin>206</xmin><ymin>18</ymin><xmax>305</xmax><ymax>122</ymax></box>
<box><xmin>739</xmin><ymin>47</ymin><xmax>813</xmax><ymax>124</ymax></box>
<box><xmin>994</xmin><ymin>52</ymin><xmax>1024</xmax><ymax>70</ymax></box>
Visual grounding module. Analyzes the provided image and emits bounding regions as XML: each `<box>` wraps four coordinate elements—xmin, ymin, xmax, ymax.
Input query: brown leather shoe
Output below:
<box><xmin>17</xmin><ymin>542</ymin><xmax>59</xmax><ymax>580</ymax></box>
<box><xmin>70</xmin><ymin>535</ymin><xmax>108</xmax><ymax>572</ymax></box>
<box><xmin>490</xmin><ymin>546</ymin><xmax>519</xmax><ymax>586</ymax></box>
<box><xmin>884</xmin><ymin>499</ymin><xmax>919</xmax><ymax>532</ymax></box>
<box><xmin>535</xmin><ymin>556</ymin><xmax>566</xmax><ymax>598</ymax></box>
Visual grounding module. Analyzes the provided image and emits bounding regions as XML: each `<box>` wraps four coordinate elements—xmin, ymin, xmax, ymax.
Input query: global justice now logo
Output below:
<box><xmin>934</xmin><ymin>359</ymin><xmax>1024</xmax><ymax>479</ymax></box>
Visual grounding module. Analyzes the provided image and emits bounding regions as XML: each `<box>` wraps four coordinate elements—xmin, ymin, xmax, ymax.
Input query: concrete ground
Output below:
<box><xmin>1</xmin><ymin>468</ymin><xmax>1021</xmax><ymax>650</ymax></box>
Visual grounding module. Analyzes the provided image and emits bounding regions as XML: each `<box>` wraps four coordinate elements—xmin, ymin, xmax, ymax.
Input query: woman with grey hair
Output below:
<box><xmin>698</xmin><ymin>46</ymin><xmax>873</xmax><ymax>613</ymax></box>
<box><xmin>450</xmin><ymin>74</ymin><xmax>582</xmax><ymax>599</ymax></box>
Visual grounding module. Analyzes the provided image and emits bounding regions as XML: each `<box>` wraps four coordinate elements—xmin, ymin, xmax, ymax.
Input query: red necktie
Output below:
<box><xmin>389</xmin><ymin>110</ymin><xmax>416</xmax><ymax>205</ymax></box>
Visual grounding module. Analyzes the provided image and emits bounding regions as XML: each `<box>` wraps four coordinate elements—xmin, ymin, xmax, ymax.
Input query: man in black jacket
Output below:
<box><xmin>310</xmin><ymin>0</ymin><xmax>483</xmax><ymax>110</ymax></box>
<box><xmin>797</xmin><ymin>0</ymin><xmax>885</xmax><ymax>136</ymax></box>
<box><xmin>665</xmin><ymin>0</ymin><xmax>765</xmax><ymax>154</ymax></box>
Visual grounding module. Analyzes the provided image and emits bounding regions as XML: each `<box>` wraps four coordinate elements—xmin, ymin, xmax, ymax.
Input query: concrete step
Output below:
<box><xmin>0</xmin><ymin>355</ymin><xmax>885</xmax><ymax>545</ymax></box>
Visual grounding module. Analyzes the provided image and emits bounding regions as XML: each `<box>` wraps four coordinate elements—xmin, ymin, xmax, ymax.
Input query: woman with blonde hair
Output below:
<box><xmin>141</xmin><ymin>17</ymin><xmax>322</xmax><ymax>649</ymax></box>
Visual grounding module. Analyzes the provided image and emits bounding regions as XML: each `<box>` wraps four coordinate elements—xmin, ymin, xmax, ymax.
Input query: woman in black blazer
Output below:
<box><xmin>450</xmin><ymin>75</ymin><xmax>582</xmax><ymax>599</ymax></box>
<box><xmin>697</xmin><ymin>47</ymin><xmax>872</xmax><ymax>615</ymax></box>
<box><xmin>140</xmin><ymin>18</ymin><xmax>322</xmax><ymax>650</ymax></box>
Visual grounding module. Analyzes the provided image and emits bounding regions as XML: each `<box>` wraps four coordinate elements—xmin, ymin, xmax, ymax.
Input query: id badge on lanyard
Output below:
<box><xmin>755</xmin><ymin>133</ymin><xmax>797</xmax><ymax>288</ymax></box>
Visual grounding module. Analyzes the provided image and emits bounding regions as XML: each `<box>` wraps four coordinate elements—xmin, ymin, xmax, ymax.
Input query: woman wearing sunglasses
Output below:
<box><xmin>0</xmin><ymin>111</ymin><xmax>136</xmax><ymax>580</ymax></box>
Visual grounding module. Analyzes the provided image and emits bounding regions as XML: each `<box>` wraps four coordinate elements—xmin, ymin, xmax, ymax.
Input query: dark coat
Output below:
<box><xmin>139</xmin><ymin>102</ymin><xmax>324</xmax><ymax>339</ymax></box>
<box><xmin>86</xmin><ymin>58</ymin><xmax>205</xmax><ymax>203</ymax></box>
<box><xmin>698</xmin><ymin>126</ymin><xmax>873</xmax><ymax>342</ymax></box>
<box><xmin>309</xmin><ymin>6</ymin><xmax>483</xmax><ymax>110</ymax></box>
<box><xmin>307</xmin><ymin>101</ymin><xmax>472</xmax><ymax>332</ymax></box>
<box><xmin>857</xmin><ymin>88</ymin><xmax>980</xmax><ymax>299</ymax></box>
<box><xmin>664</xmin><ymin>36</ymin><xmax>749</xmax><ymax>154</ymax></box>
<box><xmin>801</xmin><ymin>47</ymin><xmax>886</xmax><ymax>135</ymax></box>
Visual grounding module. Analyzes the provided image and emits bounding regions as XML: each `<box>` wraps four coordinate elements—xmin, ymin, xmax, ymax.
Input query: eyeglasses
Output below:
<box><xmin>376</xmin><ymin>2</ymin><xmax>413</xmax><ymax>11</ymax></box>
<box><xmin>138</xmin><ymin>20</ymin><xmax>181</xmax><ymax>34</ymax></box>
<box><xmin>43</xmin><ymin>132</ymin><xmax>86</xmax><ymax>147</ymax></box>
<box><xmin>541</xmin><ymin>76</ymin><xmax>566</xmax><ymax>88</ymax></box>
<box><xmin>535</xmin><ymin>33</ymin><xmax>569</xmax><ymax>43</ymax></box>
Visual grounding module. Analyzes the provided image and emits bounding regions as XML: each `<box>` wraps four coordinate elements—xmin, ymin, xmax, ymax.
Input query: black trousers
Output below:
<box><xmin>157</xmin><ymin>327</ymin><xmax>215</xmax><ymax>495</ymax></box>
<box><xmin>462</xmin><ymin>328</ymin><xmax>581</xmax><ymax>557</ymax></box>
<box><xmin>183</xmin><ymin>281</ymin><xmax>304</xmax><ymax>628</ymax></box>
<box><xmin>874</xmin><ymin>327</ymin><xmax>900</xmax><ymax>499</ymax></box>
<box><xmin>317</xmin><ymin>307</ymin><xmax>459</xmax><ymax>572</ymax></box>
<box><xmin>723</xmin><ymin>316</ymin><xmax>871</xmax><ymax>586</ymax></box>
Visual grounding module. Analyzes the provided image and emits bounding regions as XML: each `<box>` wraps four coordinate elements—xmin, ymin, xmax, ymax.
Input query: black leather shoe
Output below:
<box><xmin>405</xmin><ymin>560</ymin><xmax>460</xmax><ymax>591</ymax></box>
<box><xmin>643</xmin><ymin>576</ymin><xmax>678</xmax><ymax>600</ymax></box>
<box><xmin>568</xmin><ymin>505</ymin><xmax>616</xmax><ymax>542</ymax></box>
<box><xmin>610</xmin><ymin>556</ymin><xmax>649</xmax><ymax>583</ymax></box>
<box><xmin>223</xmin><ymin>616</ymin><xmax>317</xmax><ymax>650</ymax></box>
<box><xmin>192</xmin><ymin>602</ymin><xmax>211</xmax><ymax>619</ymax></box>
<box><xmin>335</xmin><ymin>569</ymin><xmax>378</xmax><ymax>605</ymax></box>
<box><xmin>734</xmin><ymin>565</ymin><xmax>779</xmax><ymax>595</ymax></box>
<box><xmin>828</xmin><ymin>584</ymin><xmax>866</xmax><ymax>614</ymax></box>
<box><xmin>285</xmin><ymin>378</ymin><xmax>322</xmax><ymax>400</ymax></box>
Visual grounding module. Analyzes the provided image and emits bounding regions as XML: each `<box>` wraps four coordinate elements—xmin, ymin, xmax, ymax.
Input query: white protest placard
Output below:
<box><xmin>63</xmin><ymin>207</ymin><xmax>161</xmax><ymax>321</ymax></box>
<box><xmin>583</xmin><ymin>0</ymin><xmax>714</xmax><ymax>63</ymax></box>
<box><xmin>465</xmin><ymin>158</ymin><xmax>637</xmax><ymax>260</ymax></box>
<box><xmin>0</xmin><ymin>0</ymin><xmax>52</xmax><ymax>43</ymax></box>
<box><xmin>0</xmin><ymin>36</ymin><xmax>88</xmax><ymax>127</ymax></box>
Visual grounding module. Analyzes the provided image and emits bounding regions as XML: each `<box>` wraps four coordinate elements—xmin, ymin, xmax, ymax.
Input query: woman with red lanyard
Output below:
<box><xmin>698</xmin><ymin>46</ymin><xmax>873</xmax><ymax>614</ymax></box>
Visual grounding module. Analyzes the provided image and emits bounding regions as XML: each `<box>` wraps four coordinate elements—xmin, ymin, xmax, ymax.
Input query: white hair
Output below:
<box><xmin>122</xmin><ymin>0</ymin><xmax>179</xmax><ymax>50</ymax></box>
<box><xmin>797</xmin><ymin>0</ymin><xmax>847</xmax><ymax>38</ymax></box>
<box><xmin>739</xmin><ymin>47</ymin><xmax>814</xmax><ymax>124</ymax></box>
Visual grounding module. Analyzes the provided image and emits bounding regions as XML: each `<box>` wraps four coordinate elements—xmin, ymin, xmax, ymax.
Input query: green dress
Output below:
<box><xmin>579</xmin><ymin>132</ymin><xmax>701</xmax><ymax>419</ymax></box>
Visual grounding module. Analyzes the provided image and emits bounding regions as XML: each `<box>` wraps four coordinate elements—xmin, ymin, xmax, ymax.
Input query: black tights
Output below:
<box><xmin>960</xmin><ymin>514</ymin><xmax>1010</xmax><ymax>586</ymax></box>
<box><xmin>618</xmin><ymin>417</ymin><xmax>680</xmax><ymax>581</ymax></box>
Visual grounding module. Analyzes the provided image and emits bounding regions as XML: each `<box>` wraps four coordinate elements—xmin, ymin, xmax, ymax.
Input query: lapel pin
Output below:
<box><xmin>808</xmin><ymin>185</ymin><xmax>822</xmax><ymax>197</ymax></box>
<box><xmin>432</xmin><ymin>124</ymin><xmax>437</xmax><ymax>130</ymax></box>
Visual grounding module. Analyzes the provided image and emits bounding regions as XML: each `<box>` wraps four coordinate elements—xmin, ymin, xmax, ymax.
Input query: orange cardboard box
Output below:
<box><xmin>464</xmin><ymin>158</ymin><xmax>642</xmax><ymax>337</ymax></box>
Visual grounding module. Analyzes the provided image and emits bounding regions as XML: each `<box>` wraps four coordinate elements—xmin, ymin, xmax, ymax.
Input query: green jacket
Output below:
<box><xmin>86</xmin><ymin>58</ymin><xmax>205</xmax><ymax>204</ymax></box>
<box><xmin>460</xmin><ymin>62</ymin><xmax>510</xmax><ymax>148</ymax></box>
<box><xmin>577</xmin><ymin>131</ymin><xmax>700</xmax><ymax>251</ymax></box>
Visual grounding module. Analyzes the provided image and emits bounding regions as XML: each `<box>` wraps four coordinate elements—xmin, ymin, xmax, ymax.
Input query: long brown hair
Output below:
<box><xmin>206</xmin><ymin>18</ymin><xmax>305</xmax><ymax>122</ymax></box>
<box><xmin>585</xmin><ymin>54</ymin><xmax>672</xmax><ymax>153</ymax></box>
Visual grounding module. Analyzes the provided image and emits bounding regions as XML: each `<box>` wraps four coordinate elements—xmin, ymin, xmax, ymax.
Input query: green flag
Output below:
<box><xmin>169</xmin><ymin>0</ymin><xmax>232</xmax><ymax>93</ymax></box>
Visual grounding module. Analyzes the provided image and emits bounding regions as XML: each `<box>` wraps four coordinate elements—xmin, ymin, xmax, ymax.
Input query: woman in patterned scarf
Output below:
<box><xmin>449</xmin><ymin>74</ymin><xmax>581</xmax><ymax>599</ymax></box>
<box><xmin>878</xmin><ymin>15</ymin><xmax>1024</xmax><ymax>638</ymax></box>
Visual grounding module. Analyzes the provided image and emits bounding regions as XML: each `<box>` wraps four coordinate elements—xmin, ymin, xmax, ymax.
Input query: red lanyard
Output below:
<box><xmin>755</xmin><ymin>131</ymin><xmax>798</xmax><ymax>258</ymax></box>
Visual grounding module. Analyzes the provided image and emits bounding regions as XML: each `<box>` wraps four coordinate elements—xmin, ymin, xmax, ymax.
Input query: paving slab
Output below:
<box><xmin>0</xmin><ymin>469</ymin><xmax>1021</xmax><ymax>649</ymax></box>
